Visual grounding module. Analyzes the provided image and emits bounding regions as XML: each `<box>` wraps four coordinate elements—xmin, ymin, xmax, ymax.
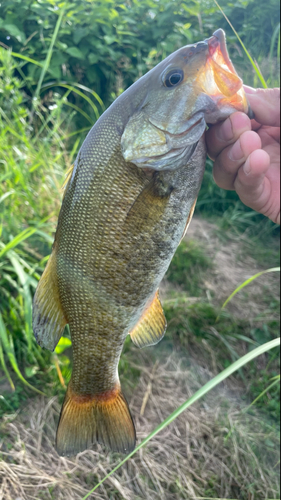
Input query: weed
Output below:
<box><xmin>166</xmin><ymin>240</ymin><xmax>212</xmax><ymax>296</ymax></box>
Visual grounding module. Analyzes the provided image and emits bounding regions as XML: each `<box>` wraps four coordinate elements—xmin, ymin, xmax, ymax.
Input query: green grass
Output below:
<box><xmin>166</xmin><ymin>239</ymin><xmax>212</xmax><ymax>296</ymax></box>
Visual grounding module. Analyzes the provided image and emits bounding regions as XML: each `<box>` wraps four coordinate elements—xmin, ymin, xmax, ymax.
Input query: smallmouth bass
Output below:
<box><xmin>33</xmin><ymin>29</ymin><xmax>251</xmax><ymax>456</ymax></box>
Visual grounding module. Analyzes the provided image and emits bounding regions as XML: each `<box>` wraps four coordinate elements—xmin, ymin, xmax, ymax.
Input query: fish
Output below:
<box><xmin>32</xmin><ymin>29</ymin><xmax>251</xmax><ymax>456</ymax></box>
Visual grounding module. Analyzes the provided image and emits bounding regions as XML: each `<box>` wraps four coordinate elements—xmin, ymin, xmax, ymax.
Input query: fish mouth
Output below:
<box><xmin>198</xmin><ymin>29</ymin><xmax>251</xmax><ymax>117</ymax></box>
<box><xmin>208</xmin><ymin>29</ymin><xmax>237</xmax><ymax>75</ymax></box>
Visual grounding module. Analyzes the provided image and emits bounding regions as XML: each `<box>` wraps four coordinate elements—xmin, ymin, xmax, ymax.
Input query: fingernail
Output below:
<box><xmin>228</xmin><ymin>138</ymin><xmax>244</xmax><ymax>161</ymax></box>
<box><xmin>217</xmin><ymin>117</ymin><xmax>233</xmax><ymax>142</ymax></box>
<box><xmin>243</xmin><ymin>158</ymin><xmax>251</xmax><ymax>175</ymax></box>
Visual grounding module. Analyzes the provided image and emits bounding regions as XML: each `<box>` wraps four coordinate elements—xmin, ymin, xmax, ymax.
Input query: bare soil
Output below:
<box><xmin>184</xmin><ymin>217</ymin><xmax>280</xmax><ymax>318</ymax></box>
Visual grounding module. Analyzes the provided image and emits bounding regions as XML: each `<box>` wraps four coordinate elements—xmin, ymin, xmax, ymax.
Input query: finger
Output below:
<box><xmin>206</xmin><ymin>112</ymin><xmax>251</xmax><ymax>161</ymax></box>
<box><xmin>235</xmin><ymin>149</ymin><xmax>270</xmax><ymax>192</ymax></box>
<box><xmin>244</xmin><ymin>86</ymin><xmax>280</xmax><ymax>127</ymax></box>
<box><xmin>258</xmin><ymin>126</ymin><xmax>281</xmax><ymax>147</ymax></box>
<box><xmin>213</xmin><ymin>130</ymin><xmax>262</xmax><ymax>190</ymax></box>
<box><xmin>234</xmin><ymin>149</ymin><xmax>273</xmax><ymax>213</ymax></box>
<box><xmin>235</xmin><ymin>150</ymin><xmax>280</xmax><ymax>223</ymax></box>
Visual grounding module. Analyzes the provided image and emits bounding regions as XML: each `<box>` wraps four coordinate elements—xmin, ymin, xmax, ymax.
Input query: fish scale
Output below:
<box><xmin>32</xmin><ymin>29</ymin><xmax>251</xmax><ymax>456</ymax></box>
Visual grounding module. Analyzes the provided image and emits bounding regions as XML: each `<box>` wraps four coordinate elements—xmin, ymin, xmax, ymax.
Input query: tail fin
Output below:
<box><xmin>56</xmin><ymin>383</ymin><xmax>136</xmax><ymax>456</ymax></box>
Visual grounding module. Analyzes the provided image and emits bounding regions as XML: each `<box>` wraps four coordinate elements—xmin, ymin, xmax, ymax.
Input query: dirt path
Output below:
<box><xmin>183</xmin><ymin>217</ymin><xmax>280</xmax><ymax>318</ymax></box>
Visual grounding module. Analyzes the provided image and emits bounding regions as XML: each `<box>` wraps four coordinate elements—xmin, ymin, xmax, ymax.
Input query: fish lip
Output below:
<box><xmin>205</xmin><ymin>30</ymin><xmax>253</xmax><ymax>119</ymax></box>
<box><xmin>205</xmin><ymin>28</ymin><xmax>237</xmax><ymax>74</ymax></box>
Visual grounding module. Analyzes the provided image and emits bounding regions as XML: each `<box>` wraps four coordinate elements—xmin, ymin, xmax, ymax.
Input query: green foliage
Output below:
<box><xmin>0</xmin><ymin>47</ymin><xmax>68</xmax><ymax>389</ymax></box>
<box><xmin>249</xmin><ymin>370</ymin><xmax>280</xmax><ymax>420</ymax></box>
<box><xmin>166</xmin><ymin>239</ymin><xmax>212</xmax><ymax>296</ymax></box>
<box><xmin>228</xmin><ymin>0</ymin><xmax>280</xmax><ymax>59</ymax></box>
<box><xmin>2</xmin><ymin>0</ymin><xmax>279</xmax><ymax>128</ymax></box>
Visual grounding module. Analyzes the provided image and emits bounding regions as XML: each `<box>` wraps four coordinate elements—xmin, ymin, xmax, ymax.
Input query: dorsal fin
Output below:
<box><xmin>129</xmin><ymin>290</ymin><xmax>167</xmax><ymax>348</ymax></box>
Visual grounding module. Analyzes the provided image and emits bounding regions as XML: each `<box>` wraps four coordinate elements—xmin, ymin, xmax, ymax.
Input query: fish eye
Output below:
<box><xmin>164</xmin><ymin>69</ymin><xmax>184</xmax><ymax>88</ymax></box>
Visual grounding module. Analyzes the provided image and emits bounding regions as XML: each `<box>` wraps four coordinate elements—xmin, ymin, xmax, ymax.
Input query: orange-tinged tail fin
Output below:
<box><xmin>56</xmin><ymin>383</ymin><xmax>136</xmax><ymax>456</ymax></box>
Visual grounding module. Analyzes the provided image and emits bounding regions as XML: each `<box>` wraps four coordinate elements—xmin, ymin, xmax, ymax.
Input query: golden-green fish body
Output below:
<box><xmin>33</xmin><ymin>29</ymin><xmax>251</xmax><ymax>456</ymax></box>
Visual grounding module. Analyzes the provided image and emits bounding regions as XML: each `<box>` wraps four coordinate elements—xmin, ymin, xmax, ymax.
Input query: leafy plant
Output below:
<box><xmin>2</xmin><ymin>0</ymin><xmax>278</xmax><ymax>128</ymax></box>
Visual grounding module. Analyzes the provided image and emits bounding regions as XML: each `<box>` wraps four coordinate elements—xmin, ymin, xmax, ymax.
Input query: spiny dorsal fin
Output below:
<box><xmin>129</xmin><ymin>290</ymin><xmax>167</xmax><ymax>348</ymax></box>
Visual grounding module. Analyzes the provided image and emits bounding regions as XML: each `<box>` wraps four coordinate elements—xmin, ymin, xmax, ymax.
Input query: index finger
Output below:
<box><xmin>206</xmin><ymin>112</ymin><xmax>252</xmax><ymax>160</ymax></box>
<box><xmin>244</xmin><ymin>86</ymin><xmax>280</xmax><ymax>127</ymax></box>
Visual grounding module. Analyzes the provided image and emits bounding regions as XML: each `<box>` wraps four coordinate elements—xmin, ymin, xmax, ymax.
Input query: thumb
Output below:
<box><xmin>244</xmin><ymin>86</ymin><xmax>280</xmax><ymax>127</ymax></box>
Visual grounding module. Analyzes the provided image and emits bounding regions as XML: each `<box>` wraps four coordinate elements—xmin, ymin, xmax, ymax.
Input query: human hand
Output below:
<box><xmin>206</xmin><ymin>87</ymin><xmax>280</xmax><ymax>224</ymax></box>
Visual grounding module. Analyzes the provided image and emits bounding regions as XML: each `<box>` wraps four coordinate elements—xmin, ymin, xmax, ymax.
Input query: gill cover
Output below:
<box><xmin>121</xmin><ymin>56</ymin><xmax>209</xmax><ymax>171</ymax></box>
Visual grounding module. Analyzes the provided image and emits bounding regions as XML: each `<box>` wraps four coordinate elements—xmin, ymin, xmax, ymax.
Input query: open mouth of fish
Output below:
<box><xmin>201</xmin><ymin>28</ymin><xmax>252</xmax><ymax>118</ymax></box>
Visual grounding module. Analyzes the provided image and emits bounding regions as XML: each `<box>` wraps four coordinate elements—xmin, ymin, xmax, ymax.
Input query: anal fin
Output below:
<box><xmin>130</xmin><ymin>290</ymin><xmax>167</xmax><ymax>348</ymax></box>
<box><xmin>32</xmin><ymin>250</ymin><xmax>67</xmax><ymax>351</ymax></box>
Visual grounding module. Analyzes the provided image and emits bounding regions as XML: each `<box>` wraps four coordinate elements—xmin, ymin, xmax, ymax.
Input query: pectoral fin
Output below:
<box><xmin>180</xmin><ymin>198</ymin><xmax>197</xmax><ymax>242</ymax></box>
<box><xmin>130</xmin><ymin>290</ymin><xmax>167</xmax><ymax>348</ymax></box>
<box><xmin>32</xmin><ymin>250</ymin><xmax>67</xmax><ymax>351</ymax></box>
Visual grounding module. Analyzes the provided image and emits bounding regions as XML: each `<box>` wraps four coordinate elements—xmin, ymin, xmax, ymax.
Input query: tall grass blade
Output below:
<box><xmin>43</xmin><ymin>84</ymin><xmax>101</xmax><ymax>120</ymax></box>
<box><xmin>81</xmin><ymin>338</ymin><xmax>280</xmax><ymax>499</ymax></box>
<box><xmin>60</xmin><ymin>101</ymin><xmax>94</xmax><ymax>125</ymax></box>
<box><xmin>0</xmin><ymin>216</ymin><xmax>50</xmax><ymax>258</ymax></box>
<box><xmin>243</xmin><ymin>376</ymin><xmax>280</xmax><ymax>413</ymax></box>
<box><xmin>221</xmin><ymin>267</ymin><xmax>280</xmax><ymax>311</ymax></box>
<box><xmin>8</xmin><ymin>252</ymin><xmax>33</xmax><ymax>350</ymax></box>
<box><xmin>214</xmin><ymin>0</ymin><xmax>268</xmax><ymax>88</ymax></box>
<box><xmin>34</xmin><ymin>9</ymin><xmax>65</xmax><ymax>101</ymax></box>
<box><xmin>10</xmin><ymin>51</ymin><xmax>43</xmax><ymax>67</ymax></box>
<box><xmin>224</xmin><ymin>375</ymin><xmax>280</xmax><ymax>442</ymax></box>
<box><xmin>70</xmin><ymin>138</ymin><xmax>80</xmax><ymax>163</ymax></box>
<box><xmin>0</xmin><ymin>342</ymin><xmax>15</xmax><ymax>391</ymax></box>
<box><xmin>270</xmin><ymin>23</ymin><xmax>280</xmax><ymax>59</ymax></box>
<box><xmin>62</xmin><ymin>127</ymin><xmax>91</xmax><ymax>140</ymax></box>
<box><xmin>69</xmin><ymin>83</ymin><xmax>105</xmax><ymax>111</ymax></box>
<box><xmin>0</xmin><ymin>312</ymin><xmax>45</xmax><ymax>395</ymax></box>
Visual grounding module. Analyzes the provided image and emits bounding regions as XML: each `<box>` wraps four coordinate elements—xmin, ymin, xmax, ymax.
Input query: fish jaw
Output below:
<box><xmin>196</xmin><ymin>29</ymin><xmax>251</xmax><ymax>122</ymax></box>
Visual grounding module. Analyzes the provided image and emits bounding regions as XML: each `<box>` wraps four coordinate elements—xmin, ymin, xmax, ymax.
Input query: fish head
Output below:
<box><xmin>121</xmin><ymin>29</ymin><xmax>252</xmax><ymax>170</ymax></box>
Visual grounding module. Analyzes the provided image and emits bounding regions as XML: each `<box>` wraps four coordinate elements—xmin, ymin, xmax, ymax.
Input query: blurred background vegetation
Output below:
<box><xmin>0</xmin><ymin>1</ymin><xmax>280</xmax><ymax>498</ymax></box>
